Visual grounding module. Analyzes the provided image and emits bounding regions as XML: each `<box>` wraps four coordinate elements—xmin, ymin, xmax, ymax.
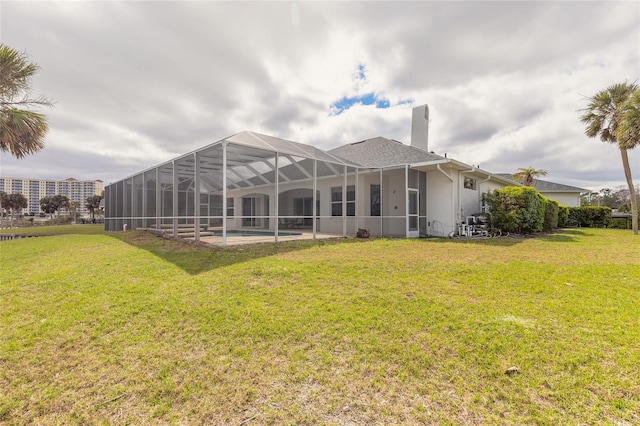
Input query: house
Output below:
<box><xmin>495</xmin><ymin>174</ymin><xmax>588</xmax><ymax>207</ymax></box>
<box><xmin>103</xmin><ymin>105</ymin><xmax>517</xmax><ymax>245</ymax></box>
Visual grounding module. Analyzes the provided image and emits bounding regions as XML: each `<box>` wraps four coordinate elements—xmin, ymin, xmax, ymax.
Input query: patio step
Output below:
<box><xmin>155</xmin><ymin>223</ymin><xmax>208</xmax><ymax>230</ymax></box>
<box><xmin>173</xmin><ymin>231</ymin><xmax>217</xmax><ymax>238</ymax></box>
<box><xmin>150</xmin><ymin>224</ymin><xmax>216</xmax><ymax>239</ymax></box>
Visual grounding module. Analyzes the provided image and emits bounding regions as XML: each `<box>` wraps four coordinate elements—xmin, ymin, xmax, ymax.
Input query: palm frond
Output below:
<box><xmin>616</xmin><ymin>89</ymin><xmax>640</xmax><ymax>150</ymax></box>
<box><xmin>0</xmin><ymin>108</ymin><xmax>48</xmax><ymax>158</ymax></box>
<box><xmin>512</xmin><ymin>167</ymin><xmax>548</xmax><ymax>186</ymax></box>
<box><xmin>0</xmin><ymin>44</ymin><xmax>40</xmax><ymax>103</ymax></box>
<box><xmin>580</xmin><ymin>82</ymin><xmax>639</xmax><ymax>145</ymax></box>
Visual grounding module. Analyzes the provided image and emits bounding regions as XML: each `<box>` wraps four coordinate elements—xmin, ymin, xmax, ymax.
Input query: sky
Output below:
<box><xmin>1</xmin><ymin>1</ymin><xmax>639</xmax><ymax>192</ymax></box>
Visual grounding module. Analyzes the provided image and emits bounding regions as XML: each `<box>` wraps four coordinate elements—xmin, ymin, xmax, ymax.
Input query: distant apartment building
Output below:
<box><xmin>0</xmin><ymin>177</ymin><xmax>103</xmax><ymax>215</ymax></box>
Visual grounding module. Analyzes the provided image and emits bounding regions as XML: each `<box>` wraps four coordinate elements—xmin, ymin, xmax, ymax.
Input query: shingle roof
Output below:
<box><xmin>495</xmin><ymin>174</ymin><xmax>588</xmax><ymax>192</ymax></box>
<box><xmin>328</xmin><ymin>137</ymin><xmax>444</xmax><ymax>168</ymax></box>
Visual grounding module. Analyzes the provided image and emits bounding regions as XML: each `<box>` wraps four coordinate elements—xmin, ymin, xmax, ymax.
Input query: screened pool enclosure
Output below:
<box><xmin>104</xmin><ymin>131</ymin><xmax>427</xmax><ymax>245</ymax></box>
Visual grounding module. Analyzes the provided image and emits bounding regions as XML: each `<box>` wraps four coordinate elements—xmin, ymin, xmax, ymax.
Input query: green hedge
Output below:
<box><xmin>557</xmin><ymin>204</ymin><xmax>569</xmax><ymax>228</ymax></box>
<box><xmin>610</xmin><ymin>217</ymin><xmax>632</xmax><ymax>229</ymax></box>
<box><xmin>484</xmin><ymin>186</ymin><xmax>546</xmax><ymax>234</ymax></box>
<box><xmin>567</xmin><ymin>206</ymin><xmax>612</xmax><ymax>228</ymax></box>
<box><xmin>543</xmin><ymin>199</ymin><xmax>559</xmax><ymax>231</ymax></box>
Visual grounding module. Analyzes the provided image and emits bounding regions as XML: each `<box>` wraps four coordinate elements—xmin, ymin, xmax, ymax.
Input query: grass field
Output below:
<box><xmin>1</xmin><ymin>227</ymin><xmax>638</xmax><ymax>425</ymax></box>
<box><xmin>0</xmin><ymin>223</ymin><xmax>104</xmax><ymax>236</ymax></box>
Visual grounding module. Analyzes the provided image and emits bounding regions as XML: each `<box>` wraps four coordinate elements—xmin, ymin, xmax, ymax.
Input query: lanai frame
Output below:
<box><xmin>104</xmin><ymin>131</ymin><xmax>420</xmax><ymax>245</ymax></box>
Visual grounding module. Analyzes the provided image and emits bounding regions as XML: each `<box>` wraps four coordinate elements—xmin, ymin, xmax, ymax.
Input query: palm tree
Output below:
<box><xmin>68</xmin><ymin>200</ymin><xmax>81</xmax><ymax>223</ymax></box>
<box><xmin>40</xmin><ymin>196</ymin><xmax>55</xmax><ymax>219</ymax></box>
<box><xmin>580</xmin><ymin>82</ymin><xmax>639</xmax><ymax>235</ymax></box>
<box><xmin>617</xmin><ymin>89</ymin><xmax>640</xmax><ymax>147</ymax></box>
<box><xmin>512</xmin><ymin>167</ymin><xmax>548</xmax><ymax>186</ymax></box>
<box><xmin>2</xmin><ymin>193</ymin><xmax>27</xmax><ymax>226</ymax></box>
<box><xmin>0</xmin><ymin>43</ymin><xmax>52</xmax><ymax>158</ymax></box>
<box><xmin>86</xmin><ymin>195</ymin><xmax>103</xmax><ymax>221</ymax></box>
<box><xmin>51</xmin><ymin>194</ymin><xmax>70</xmax><ymax>218</ymax></box>
<box><xmin>0</xmin><ymin>190</ymin><xmax>8</xmax><ymax>226</ymax></box>
<box><xmin>0</xmin><ymin>190</ymin><xmax>7</xmax><ymax>211</ymax></box>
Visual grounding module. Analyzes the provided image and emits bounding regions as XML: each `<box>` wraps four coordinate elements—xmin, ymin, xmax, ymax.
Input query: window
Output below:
<box><xmin>370</xmin><ymin>184</ymin><xmax>380</xmax><ymax>216</ymax></box>
<box><xmin>464</xmin><ymin>177</ymin><xmax>477</xmax><ymax>190</ymax></box>
<box><xmin>226</xmin><ymin>197</ymin><xmax>234</xmax><ymax>217</ymax></box>
<box><xmin>331</xmin><ymin>187</ymin><xmax>342</xmax><ymax>216</ymax></box>
<box><xmin>346</xmin><ymin>185</ymin><xmax>355</xmax><ymax>216</ymax></box>
<box><xmin>331</xmin><ymin>185</ymin><xmax>355</xmax><ymax>216</ymax></box>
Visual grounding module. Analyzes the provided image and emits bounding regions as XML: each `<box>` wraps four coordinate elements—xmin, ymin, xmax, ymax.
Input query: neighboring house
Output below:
<box><xmin>102</xmin><ymin>105</ymin><xmax>523</xmax><ymax>244</ymax></box>
<box><xmin>495</xmin><ymin>174</ymin><xmax>588</xmax><ymax>207</ymax></box>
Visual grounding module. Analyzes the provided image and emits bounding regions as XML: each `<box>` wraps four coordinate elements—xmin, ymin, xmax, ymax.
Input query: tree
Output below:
<box><xmin>86</xmin><ymin>194</ymin><xmax>103</xmax><ymax>221</ymax></box>
<box><xmin>616</xmin><ymin>88</ymin><xmax>640</xmax><ymax>233</ymax></box>
<box><xmin>68</xmin><ymin>200</ymin><xmax>81</xmax><ymax>223</ymax></box>
<box><xmin>39</xmin><ymin>194</ymin><xmax>69</xmax><ymax>219</ymax></box>
<box><xmin>512</xmin><ymin>167</ymin><xmax>548</xmax><ymax>186</ymax></box>
<box><xmin>617</xmin><ymin>89</ymin><xmax>640</xmax><ymax>149</ymax></box>
<box><xmin>0</xmin><ymin>190</ymin><xmax>7</xmax><ymax>217</ymax></box>
<box><xmin>0</xmin><ymin>43</ymin><xmax>52</xmax><ymax>158</ymax></box>
<box><xmin>581</xmin><ymin>185</ymin><xmax>639</xmax><ymax>208</ymax></box>
<box><xmin>51</xmin><ymin>194</ymin><xmax>70</xmax><ymax>217</ymax></box>
<box><xmin>1</xmin><ymin>192</ymin><xmax>27</xmax><ymax>226</ymax></box>
<box><xmin>580</xmin><ymin>82</ymin><xmax>639</xmax><ymax>235</ymax></box>
<box><xmin>39</xmin><ymin>196</ymin><xmax>57</xmax><ymax>218</ymax></box>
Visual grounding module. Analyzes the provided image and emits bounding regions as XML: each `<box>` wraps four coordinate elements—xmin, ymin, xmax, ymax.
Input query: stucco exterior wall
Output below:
<box><xmin>425</xmin><ymin>169</ymin><xmax>454</xmax><ymax>236</ymax></box>
<box><xmin>540</xmin><ymin>192</ymin><xmax>581</xmax><ymax>207</ymax></box>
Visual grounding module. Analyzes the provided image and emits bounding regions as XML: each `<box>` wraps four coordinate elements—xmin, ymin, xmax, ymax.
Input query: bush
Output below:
<box><xmin>557</xmin><ymin>204</ymin><xmax>569</xmax><ymax>228</ymax></box>
<box><xmin>567</xmin><ymin>206</ymin><xmax>612</xmax><ymax>228</ymax></box>
<box><xmin>48</xmin><ymin>216</ymin><xmax>73</xmax><ymax>226</ymax></box>
<box><xmin>484</xmin><ymin>186</ymin><xmax>546</xmax><ymax>234</ymax></box>
<box><xmin>543</xmin><ymin>199</ymin><xmax>559</xmax><ymax>232</ymax></box>
<box><xmin>610</xmin><ymin>217</ymin><xmax>631</xmax><ymax>229</ymax></box>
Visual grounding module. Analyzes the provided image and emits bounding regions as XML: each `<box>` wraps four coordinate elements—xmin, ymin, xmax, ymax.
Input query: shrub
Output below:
<box><xmin>543</xmin><ymin>198</ymin><xmax>559</xmax><ymax>232</ymax></box>
<box><xmin>610</xmin><ymin>217</ymin><xmax>631</xmax><ymax>229</ymax></box>
<box><xmin>484</xmin><ymin>186</ymin><xmax>546</xmax><ymax>234</ymax></box>
<box><xmin>567</xmin><ymin>206</ymin><xmax>612</xmax><ymax>228</ymax></box>
<box><xmin>557</xmin><ymin>204</ymin><xmax>569</xmax><ymax>228</ymax></box>
<box><xmin>48</xmin><ymin>216</ymin><xmax>73</xmax><ymax>226</ymax></box>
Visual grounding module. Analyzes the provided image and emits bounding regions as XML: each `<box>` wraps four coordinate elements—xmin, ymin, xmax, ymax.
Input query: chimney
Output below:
<box><xmin>411</xmin><ymin>104</ymin><xmax>429</xmax><ymax>151</ymax></box>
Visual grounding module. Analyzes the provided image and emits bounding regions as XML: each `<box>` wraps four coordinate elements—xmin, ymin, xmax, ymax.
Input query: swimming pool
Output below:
<box><xmin>212</xmin><ymin>229</ymin><xmax>302</xmax><ymax>237</ymax></box>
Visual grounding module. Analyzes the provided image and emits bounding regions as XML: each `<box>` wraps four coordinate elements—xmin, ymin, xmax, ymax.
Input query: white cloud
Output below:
<box><xmin>1</xmin><ymin>1</ymin><xmax>638</xmax><ymax>191</ymax></box>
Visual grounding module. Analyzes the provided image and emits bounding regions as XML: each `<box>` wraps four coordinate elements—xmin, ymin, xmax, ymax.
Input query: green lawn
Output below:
<box><xmin>0</xmin><ymin>223</ymin><xmax>104</xmax><ymax>236</ymax></box>
<box><xmin>1</xmin><ymin>228</ymin><xmax>638</xmax><ymax>425</ymax></box>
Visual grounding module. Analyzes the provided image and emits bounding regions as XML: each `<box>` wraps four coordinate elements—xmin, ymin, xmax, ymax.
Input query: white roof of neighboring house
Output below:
<box><xmin>495</xmin><ymin>174</ymin><xmax>589</xmax><ymax>193</ymax></box>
